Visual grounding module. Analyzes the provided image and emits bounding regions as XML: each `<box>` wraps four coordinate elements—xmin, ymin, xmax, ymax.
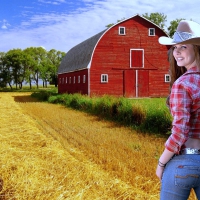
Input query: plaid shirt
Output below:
<box><xmin>165</xmin><ymin>66</ymin><xmax>200</xmax><ymax>153</ymax></box>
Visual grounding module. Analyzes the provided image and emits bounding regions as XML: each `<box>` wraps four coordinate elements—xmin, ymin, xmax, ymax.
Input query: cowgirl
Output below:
<box><xmin>157</xmin><ymin>20</ymin><xmax>200</xmax><ymax>199</ymax></box>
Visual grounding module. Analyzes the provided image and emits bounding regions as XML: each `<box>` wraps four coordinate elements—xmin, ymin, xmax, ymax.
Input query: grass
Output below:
<box><xmin>32</xmin><ymin>91</ymin><xmax>172</xmax><ymax>135</ymax></box>
<box><xmin>0</xmin><ymin>92</ymin><xmax>197</xmax><ymax>199</ymax></box>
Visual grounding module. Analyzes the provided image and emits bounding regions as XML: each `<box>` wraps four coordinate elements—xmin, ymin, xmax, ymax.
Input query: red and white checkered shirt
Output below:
<box><xmin>165</xmin><ymin>66</ymin><xmax>200</xmax><ymax>154</ymax></box>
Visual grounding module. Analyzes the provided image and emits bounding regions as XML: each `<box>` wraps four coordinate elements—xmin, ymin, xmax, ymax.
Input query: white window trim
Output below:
<box><xmin>83</xmin><ymin>75</ymin><xmax>86</xmax><ymax>83</ymax></box>
<box><xmin>165</xmin><ymin>74</ymin><xmax>171</xmax><ymax>82</ymax></box>
<box><xmin>119</xmin><ymin>26</ymin><xmax>126</xmax><ymax>35</ymax></box>
<box><xmin>101</xmin><ymin>74</ymin><xmax>108</xmax><ymax>83</ymax></box>
<box><xmin>149</xmin><ymin>28</ymin><xmax>155</xmax><ymax>36</ymax></box>
<box><xmin>78</xmin><ymin>76</ymin><xmax>80</xmax><ymax>83</ymax></box>
<box><xmin>69</xmin><ymin>77</ymin><xmax>71</xmax><ymax>84</ymax></box>
<box><xmin>66</xmin><ymin>77</ymin><xmax>67</xmax><ymax>84</ymax></box>
<box><xmin>73</xmin><ymin>76</ymin><xmax>75</xmax><ymax>84</ymax></box>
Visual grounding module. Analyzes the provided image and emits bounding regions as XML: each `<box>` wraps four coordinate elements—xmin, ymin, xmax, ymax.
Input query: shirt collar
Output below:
<box><xmin>186</xmin><ymin>66</ymin><xmax>199</xmax><ymax>73</ymax></box>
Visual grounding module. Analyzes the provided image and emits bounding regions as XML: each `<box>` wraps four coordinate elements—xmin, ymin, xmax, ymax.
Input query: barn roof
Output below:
<box><xmin>58</xmin><ymin>14</ymin><xmax>169</xmax><ymax>74</ymax></box>
<box><xmin>58</xmin><ymin>29</ymin><xmax>107</xmax><ymax>74</ymax></box>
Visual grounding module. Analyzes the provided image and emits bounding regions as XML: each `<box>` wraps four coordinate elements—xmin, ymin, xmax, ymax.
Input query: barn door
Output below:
<box><xmin>123</xmin><ymin>70</ymin><xmax>149</xmax><ymax>98</ymax></box>
<box><xmin>123</xmin><ymin>70</ymin><xmax>136</xmax><ymax>98</ymax></box>
<box><xmin>137</xmin><ymin>70</ymin><xmax>149</xmax><ymax>97</ymax></box>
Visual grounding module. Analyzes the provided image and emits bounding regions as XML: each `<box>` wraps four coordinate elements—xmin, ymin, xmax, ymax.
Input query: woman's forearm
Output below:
<box><xmin>159</xmin><ymin>148</ymin><xmax>175</xmax><ymax>165</ymax></box>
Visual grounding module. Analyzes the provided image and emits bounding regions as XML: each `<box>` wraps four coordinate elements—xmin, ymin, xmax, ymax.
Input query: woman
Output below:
<box><xmin>157</xmin><ymin>20</ymin><xmax>200</xmax><ymax>199</ymax></box>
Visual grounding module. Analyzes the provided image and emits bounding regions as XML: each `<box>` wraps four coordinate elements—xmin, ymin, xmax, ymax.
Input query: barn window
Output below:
<box><xmin>69</xmin><ymin>77</ymin><xmax>71</xmax><ymax>84</ymax></box>
<box><xmin>73</xmin><ymin>76</ymin><xmax>75</xmax><ymax>84</ymax></box>
<box><xmin>101</xmin><ymin>74</ymin><xmax>108</xmax><ymax>83</ymax></box>
<box><xmin>78</xmin><ymin>76</ymin><xmax>80</xmax><ymax>83</ymax></box>
<box><xmin>119</xmin><ymin>27</ymin><xmax>125</xmax><ymax>35</ymax></box>
<box><xmin>62</xmin><ymin>78</ymin><xmax>64</xmax><ymax>84</ymax></box>
<box><xmin>59</xmin><ymin>78</ymin><xmax>61</xmax><ymax>84</ymax></box>
<box><xmin>149</xmin><ymin>28</ymin><xmax>155</xmax><ymax>36</ymax></box>
<box><xmin>165</xmin><ymin>74</ymin><xmax>171</xmax><ymax>82</ymax></box>
<box><xmin>66</xmin><ymin>77</ymin><xmax>67</xmax><ymax>84</ymax></box>
<box><xmin>130</xmin><ymin>49</ymin><xmax>144</xmax><ymax>68</ymax></box>
<box><xmin>83</xmin><ymin>75</ymin><xmax>86</xmax><ymax>83</ymax></box>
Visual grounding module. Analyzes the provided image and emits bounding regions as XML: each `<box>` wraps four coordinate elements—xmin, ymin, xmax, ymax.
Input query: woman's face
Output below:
<box><xmin>173</xmin><ymin>44</ymin><xmax>196</xmax><ymax>70</ymax></box>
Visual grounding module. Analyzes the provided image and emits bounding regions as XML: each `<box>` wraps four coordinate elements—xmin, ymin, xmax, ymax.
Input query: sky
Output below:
<box><xmin>0</xmin><ymin>0</ymin><xmax>199</xmax><ymax>53</ymax></box>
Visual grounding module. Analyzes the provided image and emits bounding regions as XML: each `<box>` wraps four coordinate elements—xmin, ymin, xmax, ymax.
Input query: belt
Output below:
<box><xmin>180</xmin><ymin>148</ymin><xmax>200</xmax><ymax>155</ymax></box>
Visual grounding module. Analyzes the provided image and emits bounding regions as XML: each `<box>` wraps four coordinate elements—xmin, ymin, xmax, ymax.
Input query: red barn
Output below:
<box><xmin>58</xmin><ymin>14</ymin><xmax>170</xmax><ymax>98</ymax></box>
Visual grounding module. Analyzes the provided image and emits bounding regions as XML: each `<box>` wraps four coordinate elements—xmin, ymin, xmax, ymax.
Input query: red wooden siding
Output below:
<box><xmin>58</xmin><ymin>69</ymin><xmax>88</xmax><ymax>95</ymax></box>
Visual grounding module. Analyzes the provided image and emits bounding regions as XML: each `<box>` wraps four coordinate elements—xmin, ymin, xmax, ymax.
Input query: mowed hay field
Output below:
<box><xmin>0</xmin><ymin>93</ymin><xmax>197</xmax><ymax>200</ymax></box>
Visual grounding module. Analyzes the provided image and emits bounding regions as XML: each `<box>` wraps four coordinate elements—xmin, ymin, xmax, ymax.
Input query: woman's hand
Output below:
<box><xmin>156</xmin><ymin>148</ymin><xmax>174</xmax><ymax>180</ymax></box>
<box><xmin>156</xmin><ymin>165</ymin><xmax>165</xmax><ymax>181</ymax></box>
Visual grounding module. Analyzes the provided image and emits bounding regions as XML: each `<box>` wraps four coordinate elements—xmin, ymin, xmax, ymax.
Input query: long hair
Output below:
<box><xmin>193</xmin><ymin>45</ymin><xmax>200</xmax><ymax>70</ymax></box>
<box><xmin>166</xmin><ymin>48</ymin><xmax>187</xmax><ymax>108</ymax></box>
<box><xmin>168</xmin><ymin>48</ymin><xmax>186</xmax><ymax>90</ymax></box>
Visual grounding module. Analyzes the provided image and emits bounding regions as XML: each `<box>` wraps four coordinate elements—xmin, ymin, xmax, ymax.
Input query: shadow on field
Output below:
<box><xmin>13</xmin><ymin>95</ymin><xmax>40</xmax><ymax>103</ymax></box>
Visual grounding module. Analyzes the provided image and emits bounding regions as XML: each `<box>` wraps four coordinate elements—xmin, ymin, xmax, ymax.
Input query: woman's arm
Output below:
<box><xmin>156</xmin><ymin>148</ymin><xmax>174</xmax><ymax>180</ymax></box>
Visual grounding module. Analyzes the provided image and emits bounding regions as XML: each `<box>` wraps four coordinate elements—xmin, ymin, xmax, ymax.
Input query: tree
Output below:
<box><xmin>167</xmin><ymin>18</ymin><xmax>185</xmax><ymax>38</ymax></box>
<box><xmin>0</xmin><ymin>52</ymin><xmax>8</xmax><ymax>88</ymax></box>
<box><xmin>106</xmin><ymin>18</ymin><xmax>126</xmax><ymax>28</ymax></box>
<box><xmin>4</xmin><ymin>49</ymin><xmax>26</xmax><ymax>89</ymax></box>
<box><xmin>47</xmin><ymin>49</ymin><xmax>65</xmax><ymax>87</ymax></box>
<box><xmin>142</xmin><ymin>12</ymin><xmax>167</xmax><ymax>30</ymax></box>
<box><xmin>23</xmin><ymin>47</ymin><xmax>47</xmax><ymax>89</ymax></box>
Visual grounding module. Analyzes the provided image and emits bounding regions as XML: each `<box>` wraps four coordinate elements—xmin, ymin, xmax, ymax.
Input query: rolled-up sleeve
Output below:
<box><xmin>165</xmin><ymin>81</ymin><xmax>192</xmax><ymax>153</ymax></box>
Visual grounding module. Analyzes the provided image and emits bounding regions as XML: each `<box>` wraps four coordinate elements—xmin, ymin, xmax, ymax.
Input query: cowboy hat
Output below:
<box><xmin>159</xmin><ymin>20</ymin><xmax>200</xmax><ymax>45</ymax></box>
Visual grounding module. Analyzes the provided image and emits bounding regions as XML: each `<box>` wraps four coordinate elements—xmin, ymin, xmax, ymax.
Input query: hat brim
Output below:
<box><xmin>159</xmin><ymin>36</ymin><xmax>200</xmax><ymax>45</ymax></box>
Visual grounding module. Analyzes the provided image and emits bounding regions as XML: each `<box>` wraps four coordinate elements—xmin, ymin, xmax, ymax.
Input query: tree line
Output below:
<box><xmin>0</xmin><ymin>47</ymin><xmax>65</xmax><ymax>89</ymax></box>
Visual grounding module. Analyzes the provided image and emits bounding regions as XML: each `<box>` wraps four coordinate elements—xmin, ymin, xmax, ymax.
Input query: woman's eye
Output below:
<box><xmin>172</xmin><ymin>46</ymin><xmax>177</xmax><ymax>50</ymax></box>
<box><xmin>181</xmin><ymin>46</ymin><xmax>187</xmax><ymax>49</ymax></box>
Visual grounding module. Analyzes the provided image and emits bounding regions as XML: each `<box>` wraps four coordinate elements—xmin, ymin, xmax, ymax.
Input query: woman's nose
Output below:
<box><xmin>174</xmin><ymin>48</ymin><xmax>181</xmax><ymax>54</ymax></box>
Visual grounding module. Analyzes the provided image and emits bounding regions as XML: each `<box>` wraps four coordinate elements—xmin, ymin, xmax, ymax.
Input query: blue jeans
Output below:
<box><xmin>161</xmin><ymin>154</ymin><xmax>200</xmax><ymax>200</ymax></box>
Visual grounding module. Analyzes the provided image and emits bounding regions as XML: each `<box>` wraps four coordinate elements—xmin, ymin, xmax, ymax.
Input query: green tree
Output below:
<box><xmin>142</xmin><ymin>12</ymin><xmax>167</xmax><ymax>30</ymax></box>
<box><xmin>4</xmin><ymin>49</ymin><xmax>26</xmax><ymax>89</ymax></box>
<box><xmin>47</xmin><ymin>49</ymin><xmax>65</xmax><ymax>87</ymax></box>
<box><xmin>24</xmin><ymin>47</ymin><xmax>47</xmax><ymax>89</ymax></box>
<box><xmin>105</xmin><ymin>18</ymin><xmax>126</xmax><ymax>28</ymax></box>
<box><xmin>0</xmin><ymin>52</ymin><xmax>9</xmax><ymax>88</ymax></box>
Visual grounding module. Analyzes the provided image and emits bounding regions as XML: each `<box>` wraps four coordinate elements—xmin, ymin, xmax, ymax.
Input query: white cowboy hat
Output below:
<box><xmin>159</xmin><ymin>20</ymin><xmax>200</xmax><ymax>45</ymax></box>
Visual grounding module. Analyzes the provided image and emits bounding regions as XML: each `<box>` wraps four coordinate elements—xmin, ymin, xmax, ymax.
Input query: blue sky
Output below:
<box><xmin>0</xmin><ymin>0</ymin><xmax>199</xmax><ymax>53</ymax></box>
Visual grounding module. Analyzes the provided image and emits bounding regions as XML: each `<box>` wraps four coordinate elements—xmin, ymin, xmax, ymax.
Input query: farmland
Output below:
<box><xmin>0</xmin><ymin>92</ymin><xmax>196</xmax><ymax>199</ymax></box>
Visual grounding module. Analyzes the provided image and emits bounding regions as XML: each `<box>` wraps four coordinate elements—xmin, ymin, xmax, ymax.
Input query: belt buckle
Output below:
<box><xmin>182</xmin><ymin>148</ymin><xmax>200</xmax><ymax>154</ymax></box>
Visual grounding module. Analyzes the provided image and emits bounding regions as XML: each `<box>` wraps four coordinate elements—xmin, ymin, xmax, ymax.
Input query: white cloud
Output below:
<box><xmin>1</xmin><ymin>24</ymin><xmax>7</xmax><ymax>29</ymax></box>
<box><xmin>1</xmin><ymin>19</ymin><xmax>10</xmax><ymax>30</ymax></box>
<box><xmin>0</xmin><ymin>0</ymin><xmax>200</xmax><ymax>53</ymax></box>
<box><xmin>38</xmin><ymin>0</ymin><xmax>67</xmax><ymax>5</ymax></box>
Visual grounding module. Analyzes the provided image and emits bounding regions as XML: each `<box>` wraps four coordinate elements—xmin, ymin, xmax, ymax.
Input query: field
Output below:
<box><xmin>0</xmin><ymin>92</ymin><xmax>197</xmax><ymax>199</ymax></box>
